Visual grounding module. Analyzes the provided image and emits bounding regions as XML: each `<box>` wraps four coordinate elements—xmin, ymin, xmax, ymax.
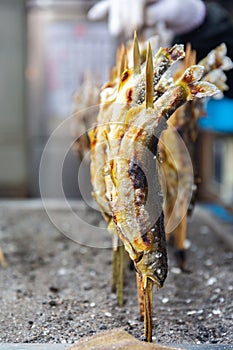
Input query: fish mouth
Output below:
<box><xmin>143</xmin><ymin>274</ymin><xmax>163</xmax><ymax>290</ymax></box>
<box><xmin>149</xmin><ymin>275</ymin><xmax>163</xmax><ymax>289</ymax></box>
<box><xmin>135</xmin><ymin>257</ymin><xmax>166</xmax><ymax>290</ymax></box>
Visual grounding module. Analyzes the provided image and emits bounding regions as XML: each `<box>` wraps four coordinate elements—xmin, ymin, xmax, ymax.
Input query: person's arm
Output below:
<box><xmin>88</xmin><ymin>0</ymin><xmax>206</xmax><ymax>38</ymax></box>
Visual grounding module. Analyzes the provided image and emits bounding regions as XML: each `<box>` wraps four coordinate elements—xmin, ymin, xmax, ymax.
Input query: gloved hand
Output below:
<box><xmin>87</xmin><ymin>0</ymin><xmax>206</xmax><ymax>37</ymax></box>
<box><xmin>145</xmin><ymin>0</ymin><xmax>206</xmax><ymax>35</ymax></box>
<box><xmin>88</xmin><ymin>0</ymin><xmax>146</xmax><ymax>37</ymax></box>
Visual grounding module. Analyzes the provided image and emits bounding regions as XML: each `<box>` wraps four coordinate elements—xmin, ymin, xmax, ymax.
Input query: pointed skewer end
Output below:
<box><xmin>146</xmin><ymin>42</ymin><xmax>154</xmax><ymax>109</ymax></box>
<box><xmin>133</xmin><ymin>31</ymin><xmax>141</xmax><ymax>74</ymax></box>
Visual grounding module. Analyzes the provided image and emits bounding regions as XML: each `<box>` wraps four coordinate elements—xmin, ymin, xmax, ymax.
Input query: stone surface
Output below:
<box><xmin>0</xmin><ymin>200</ymin><xmax>232</xmax><ymax>346</ymax></box>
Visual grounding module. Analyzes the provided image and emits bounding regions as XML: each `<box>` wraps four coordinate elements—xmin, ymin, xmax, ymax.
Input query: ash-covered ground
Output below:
<box><xmin>0</xmin><ymin>201</ymin><xmax>232</xmax><ymax>345</ymax></box>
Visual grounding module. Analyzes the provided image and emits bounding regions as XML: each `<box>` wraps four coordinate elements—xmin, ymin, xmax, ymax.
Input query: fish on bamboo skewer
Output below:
<box><xmin>96</xmin><ymin>34</ymin><xmax>189</xmax><ymax>307</ymax></box>
<box><xmin>89</xmin><ymin>33</ymin><xmax>185</xmax><ymax>307</ymax></box>
<box><xmin>71</xmin><ymin>44</ymin><xmax>129</xmax><ymax>306</ymax></box>
<box><xmin>89</xmin><ymin>45</ymin><xmax>129</xmax><ymax>306</ymax></box>
<box><xmin>72</xmin><ymin>35</ymin><xmax>221</xmax><ymax>340</ymax></box>
<box><xmin>71</xmin><ymin>35</ymin><xmax>169</xmax><ymax>296</ymax></box>
<box><xmin>102</xmin><ymin>35</ymin><xmax>186</xmax><ymax>310</ymax></box>
<box><xmin>72</xmin><ymin>33</ymin><xmax>183</xmax><ymax>265</ymax></box>
<box><xmin>70</xmin><ymin>36</ymin><xmax>155</xmax><ymax>305</ymax></box>
<box><xmin>158</xmin><ymin>43</ymin><xmax>233</xmax><ymax>270</ymax></box>
<box><xmin>70</xmin><ymin>53</ymin><xmax>125</xmax><ymax>304</ymax></box>
<box><xmin>103</xmin><ymin>37</ymin><xmax>218</xmax><ymax>341</ymax></box>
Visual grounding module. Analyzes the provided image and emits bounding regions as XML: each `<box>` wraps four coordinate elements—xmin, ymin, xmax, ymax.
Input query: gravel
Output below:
<box><xmin>0</xmin><ymin>200</ymin><xmax>232</xmax><ymax>345</ymax></box>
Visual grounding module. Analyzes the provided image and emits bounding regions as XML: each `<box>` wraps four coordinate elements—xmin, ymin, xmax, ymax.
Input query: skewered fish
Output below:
<box><xmin>71</xmin><ymin>60</ymin><xmax>127</xmax><ymax>304</ymax></box>
<box><xmin>100</xmin><ymin>37</ymin><xmax>218</xmax><ymax>341</ymax></box>
<box><xmin>73</xmin><ymin>34</ymin><xmax>222</xmax><ymax>341</ymax></box>
<box><xmin>90</xmin><ymin>34</ymin><xmax>189</xmax><ymax>307</ymax></box>
<box><xmin>159</xmin><ymin>43</ymin><xmax>233</xmax><ymax>269</ymax></box>
<box><xmin>89</xmin><ymin>45</ymin><xmax>129</xmax><ymax>305</ymax></box>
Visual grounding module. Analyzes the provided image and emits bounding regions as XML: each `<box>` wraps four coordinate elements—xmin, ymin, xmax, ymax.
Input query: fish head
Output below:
<box><xmin>135</xmin><ymin>248</ymin><xmax>168</xmax><ymax>290</ymax></box>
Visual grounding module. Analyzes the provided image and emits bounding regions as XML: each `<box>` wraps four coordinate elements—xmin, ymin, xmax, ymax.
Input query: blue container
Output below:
<box><xmin>198</xmin><ymin>97</ymin><xmax>233</xmax><ymax>133</ymax></box>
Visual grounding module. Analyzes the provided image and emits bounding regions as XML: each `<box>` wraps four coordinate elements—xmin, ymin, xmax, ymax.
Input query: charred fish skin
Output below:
<box><xmin>108</xmin><ymin>40</ymin><xmax>219</xmax><ymax>293</ymax></box>
<box><xmin>126</xmin><ymin>149</ymin><xmax>168</xmax><ymax>289</ymax></box>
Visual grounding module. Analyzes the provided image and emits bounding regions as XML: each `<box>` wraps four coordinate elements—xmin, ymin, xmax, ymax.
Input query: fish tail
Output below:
<box><xmin>177</xmin><ymin>65</ymin><xmax>219</xmax><ymax>100</ymax></box>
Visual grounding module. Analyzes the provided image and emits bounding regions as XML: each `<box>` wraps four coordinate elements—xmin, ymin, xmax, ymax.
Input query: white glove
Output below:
<box><xmin>145</xmin><ymin>0</ymin><xmax>206</xmax><ymax>35</ymax></box>
<box><xmin>88</xmin><ymin>0</ymin><xmax>146</xmax><ymax>37</ymax></box>
<box><xmin>88</xmin><ymin>0</ymin><xmax>206</xmax><ymax>37</ymax></box>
